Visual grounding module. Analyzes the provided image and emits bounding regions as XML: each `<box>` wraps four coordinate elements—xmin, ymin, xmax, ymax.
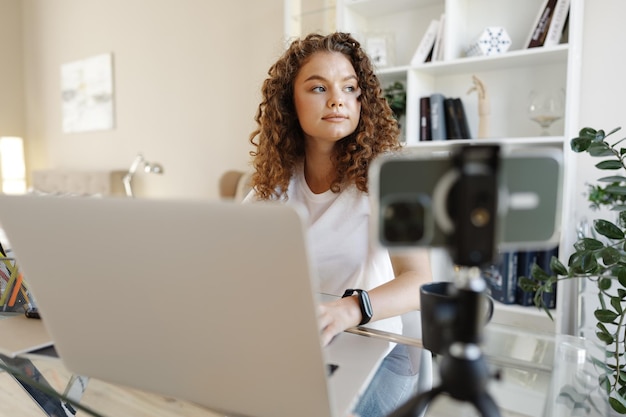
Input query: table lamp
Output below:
<box><xmin>122</xmin><ymin>153</ymin><xmax>164</xmax><ymax>197</ymax></box>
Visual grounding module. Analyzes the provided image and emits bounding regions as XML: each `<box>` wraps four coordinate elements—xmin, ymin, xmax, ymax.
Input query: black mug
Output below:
<box><xmin>420</xmin><ymin>281</ymin><xmax>494</xmax><ymax>356</ymax></box>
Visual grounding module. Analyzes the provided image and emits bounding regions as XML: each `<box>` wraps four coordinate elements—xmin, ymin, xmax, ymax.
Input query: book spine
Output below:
<box><xmin>525</xmin><ymin>0</ymin><xmax>549</xmax><ymax>47</ymax></box>
<box><xmin>516</xmin><ymin>250</ymin><xmax>539</xmax><ymax>306</ymax></box>
<box><xmin>429</xmin><ymin>93</ymin><xmax>447</xmax><ymax>140</ymax></box>
<box><xmin>431</xmin><ymin>13</ymin><xmax>445</xmax><ymax>62</ymax></box>
<box><xmin>527</xmin><ymin>0</ymin><xmax>558</xmax><ymax>48</ymax></box>
<box><xmin>443</xmin><ymin>98</ymin><xmax>471</xmax><ymax>140</ymax></box>
<box><xmin>419</xmin><ymin>96</ymin><xmax>432</xmax><ymax>141</ymax></box>
<box><xmin>411</xmin><ymin>19</ymin><xmax>439</xmax><ymax>65</ymax></box>
<box><xmin>454</xmin><ymin>98</ymin><xmax>471</xmax><ymax>139</ymax></box>
<box><xmin>544</xmin><ymin>0</ymin><xmax>571</xmax><ymax>47</ymax></box>
<box><xmin>483</xmin><ymin>251</ymin><xmax>517</xmax><ymax>305</ymax></box>
<box><xmin>443</xmin><ymin>98</ymin><xmax>459</xmax><ymax>140</ymax></box>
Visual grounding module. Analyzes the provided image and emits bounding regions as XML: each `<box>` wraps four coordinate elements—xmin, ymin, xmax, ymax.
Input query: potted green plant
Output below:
<box><xmin>383</xmin><ymin>81</ymin><xmax>406</xmax><ymax>121</ymax></box>
<box><xmin>520</xmin><ymin>126</ymin><xmax>626</xmax><ymax>414</ymax></box>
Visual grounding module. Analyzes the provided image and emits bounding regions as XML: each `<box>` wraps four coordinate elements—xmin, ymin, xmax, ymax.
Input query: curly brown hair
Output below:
<box><xmin>249</xmin><ymin>32</ymin><xmax>401</xmax><ymax>200</ymax></box>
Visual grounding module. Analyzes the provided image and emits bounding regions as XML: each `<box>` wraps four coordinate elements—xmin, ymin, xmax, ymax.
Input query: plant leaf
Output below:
<box><xmin>599</xmin><ymin>176</ymin><xmax>626</xmax><ymax>182</ymax></box>
<box><xmin>599</xmin><ymin>278</ymin><xmax>612</xmax><ymax>291</ymax></box>
<box><xmin>569</xmin><ymin>251</ymin><xmax>598</xmax><ymax>274</ymax></box>
<box><xmin>602</xmin><ymin>246</ymin><xmax>622</xmax><ymax>265</ymax></box>
<box><xmin>595</xmin><ymin>219</ymin><xmax>625</xmax><ymax>239</ymax></box>
<box><xmin>530</xmin><ymin>263</ymin><xmax>551</xmax><ymax>281</ymax></box>
<box><xmin>581</xmin><ymin>127</ymin><xmax>599</xmax><ymax>136</ymax></box>
<box><xmin>549</xmin><ymin>256</ymin><xmax>568</xmax><ymax>276</ymax></box>
<box><xmin>613</xmin><ymin>265</ymin><xmax>626</xmax><ymax>282</ymax></box>
<box><xmin>571</xmin><ymin>136</ymin><xmax>592</xmax><ymax>152</ymax></box>
<box><xmin>610</xmin><ymin>396</ymin><xmax>626</xmax><ymax>414</ymax></box>
<box><xmin>605</xmin><ymin>185</ymin><xmax>626</xmax><ymax>195</ymax></box>
<box><xmin>596</xmin><ymin>309</ymin><xmax>619</xmax><ymax>323</ymax></box>
<box><xmin>611</xmin><ymin>295</ymin><xmax>623</xmax><ymax>313</ymax></box>
<box><xmin>605</xmin><ymin>126</ymin><xmax>623</xmax><ymax>137</ymax></box>
<box><xmin>518</xmin><ymin>276</ymin><xmax>538</xmax><ymax>291</ymax></box>
<box><xmin>598</xmin><ymin>330</ymin><xmax>615</xmax><ymax>344</ymax></box>
<box><xmin>574</xmin><ymin>238</ymin><xmax>605</xmax><ymax>251</ymax></box>
<box><xmin>596</xmin><ymin>160</ymin><xmax>625</xmax><ymax>170</ymax></box>
<box><xmin>588</xmin><ymin>142</ymin><xmax>615</xmax><ymax>156</ymax></box>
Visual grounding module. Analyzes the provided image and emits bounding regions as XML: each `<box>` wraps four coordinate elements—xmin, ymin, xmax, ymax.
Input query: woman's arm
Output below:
<box><xmin>318</xmin><ymin>249</ymin><xmax>432</xmax><ymax>346</ymax></box>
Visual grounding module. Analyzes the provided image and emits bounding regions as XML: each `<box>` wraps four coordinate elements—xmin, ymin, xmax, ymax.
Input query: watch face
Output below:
<box><xmin>342</xmin><ymin>289</ymin><xmax>372</xmax><ymax>325</ymax></box>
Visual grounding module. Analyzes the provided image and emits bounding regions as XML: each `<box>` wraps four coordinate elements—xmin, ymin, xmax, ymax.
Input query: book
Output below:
<box><xmin>516</xmin><ymin>250</ymin><xmax>539</xmax><ymax>306</ymax></box>
<box><xmin>431</xmin><ymin>13</ymin><xmax>445</xmax><ymax>62</ymax></box>
<box><xmin>526</xmin><ymin>0</ymin><xmax>558</xmax><ymax>48</ymax></box>
<box><xmin>544</xmin><ymin>0</ymin><xmax>570</xmax><ymax>47</ymax></box>
<box><xmin>483</xmin><ymin>251</ymin><xmax>518</xmax><ymax>305</ymax></box>
<box><xmin>429</xmin><ymin>93</ymin><xmax>447</xmax><ymax>140</ymax></box>
<box><xmin>419</xmin><ymin>96</ymin><xmax>432</xmax><ymax>141</ymax></box>
<box><xmin>560</xmin><ymin>11</ymin><xmax>570</xmax><ymax>44</ymax></box>
<box><xmin>443</xmin><ymin>98</ymin><xmax>471</xmax><ymax>140</ymax></box>
<box><xmin>456</xmin><ymin>99</ymin><xmax>471</xmax><ymax>139</ymax></box>
<box><xmin>411</xmin><ymin>19</ymin><xmax>439</xmax><ymax>65</ymax></box>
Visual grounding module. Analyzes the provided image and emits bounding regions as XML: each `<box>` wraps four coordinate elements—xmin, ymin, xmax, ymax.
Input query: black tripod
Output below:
<box><xmin>389</xmin><ymin>268</ymin><xmax>500</xmax><ymax>417</ymax></box>
<box><xmin>389</xmin><ymin>145</ymin><xmax>503</xmax><ymax>417</ymax></box>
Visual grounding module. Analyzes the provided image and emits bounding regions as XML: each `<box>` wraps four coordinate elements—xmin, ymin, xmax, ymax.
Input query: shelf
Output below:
<box><xmin>491</xmin><ymin>302</ymin><xmax>556</xmax><ymax>333</ymax></box>
<box><xmin>376</xmin><ymin>65</ymin><xmax>410</xmax><ymax>76</ymax></box>
<box><xmin>343</xmin><ymin>0</ymin><xmax>440</xmax><ymax>17</ymax></box>
<box><xmin>297</xmin><ymin>0</ymin><xmax>583</xmax><ymax>336</ymax></box>
<box><xmin>412</xmin><ymin>44</ymin><xmax>569</xmax><ymax>76</ymax></box>
<box><xmin>406</xmin><ymin>136</ymin><xmax>566</xmax><ymax>150</ymax></box>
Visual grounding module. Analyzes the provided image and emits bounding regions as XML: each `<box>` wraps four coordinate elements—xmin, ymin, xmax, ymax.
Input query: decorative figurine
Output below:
<box><xmin>467</xmin><ymin>75</ymin><xmax>490</xmax><ymax>139</ymax></box>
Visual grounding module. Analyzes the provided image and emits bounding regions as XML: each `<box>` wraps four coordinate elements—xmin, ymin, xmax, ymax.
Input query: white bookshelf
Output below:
<box><xmin>286</xmin><ymin>0</ymin><xmax>584</xmax><ymax>335</ymax></box>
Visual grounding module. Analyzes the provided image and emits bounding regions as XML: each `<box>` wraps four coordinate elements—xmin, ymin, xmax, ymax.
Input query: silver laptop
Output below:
<box><xmin>0</xmin><ymin>195</ymin><xmax>389</xmax><ymax>417</ymax></box>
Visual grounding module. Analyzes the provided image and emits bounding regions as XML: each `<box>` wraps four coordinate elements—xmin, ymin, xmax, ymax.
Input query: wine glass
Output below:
<box><xmin>527</xmin><ymin>89</ymin><xmax>565</xmax><ymax>136</ymax></box>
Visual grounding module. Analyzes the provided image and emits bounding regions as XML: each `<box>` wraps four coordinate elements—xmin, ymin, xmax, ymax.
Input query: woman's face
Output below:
<box><xmin>293</xmin><ymin>51</ymin><xmax>362</xmax><ymax>147</ymax></box>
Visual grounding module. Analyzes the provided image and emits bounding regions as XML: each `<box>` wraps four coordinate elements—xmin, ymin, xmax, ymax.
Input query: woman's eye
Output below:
<box><xmin>312</xmin><ymin>86</ymin><xmax>326</xmax><ymax>92</ymax></box>
<box><xmin>345</xmin><ymin>85</ymin><xmax>358</xmax><ymax>93</ymax></box>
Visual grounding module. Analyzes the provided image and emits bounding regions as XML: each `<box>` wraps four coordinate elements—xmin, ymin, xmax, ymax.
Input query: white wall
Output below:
<box><xmin>574</xmin><ymin>0</ymin><xmax>626</xmax><ymax>219</ymax></box>
<box><xmin>19</xmin><ymin>0</ymin><xmax>285</xmax><ymax>198</ymax></box>
<box><xmin>7</xmin><ymin>0</ymin><xmax>626</xmax><ymax>202</ymax></box>
<box><xmin>0</xmin><ymin>0</ymin><xmax>25</xmax><ymax>138</ymax></box>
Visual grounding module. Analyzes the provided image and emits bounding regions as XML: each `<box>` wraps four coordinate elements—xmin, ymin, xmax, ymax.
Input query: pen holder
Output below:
<box><xmin>0</xmin><ymin>257</ymin><xmax>30</xmax><ymax>312</ymax></box>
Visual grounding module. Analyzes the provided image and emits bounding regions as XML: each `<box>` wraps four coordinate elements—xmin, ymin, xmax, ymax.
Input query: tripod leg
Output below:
<box><xmin>472</xmin><ymin>392</ymin><xmax>501</xmax><ymax>417</ymax></box>
<box><xmin>387</xmin><ymin>385</ymin><xmax>444</xmax><ymax>417</ymax></box>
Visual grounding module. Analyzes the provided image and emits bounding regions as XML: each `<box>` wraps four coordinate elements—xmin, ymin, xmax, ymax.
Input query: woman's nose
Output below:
<box><xmin>328</xmin><ymin>93</ymin><xmax>344</xmax><ymax>108</ymax></box>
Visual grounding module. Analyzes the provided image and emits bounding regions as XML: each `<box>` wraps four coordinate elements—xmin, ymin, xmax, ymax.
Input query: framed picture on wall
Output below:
<box><xmin>61</xmin><ymin>53</ymin><xmax>115</xmax><ymax>133</ymax></box>
<box><xmin>364</xmin><ymin>33</ymin><xmax>395</xmax><ymax>68</ymax></box>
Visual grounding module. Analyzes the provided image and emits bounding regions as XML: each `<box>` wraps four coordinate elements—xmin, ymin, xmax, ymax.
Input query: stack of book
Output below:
<box><xmin>482</xmin><ymin>246</ymin><xmax>559</xmax><ymax>308</ymax></box>
<box><xmin>526</xmin><ymin>0</ymin><xmax>571</xmax><ymax>48</ymax></box>
<box><xmin>419</xmin><ymin>93</ymin><xmax>471</xmax><ymax>141</ymax></box>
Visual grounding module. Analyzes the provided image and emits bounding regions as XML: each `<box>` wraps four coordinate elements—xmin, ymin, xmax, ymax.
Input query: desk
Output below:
<box><xmin>349</xmin><ymin>322</ymin><xmax>554</xmax><ymax>417</ymax></box>
<box><xmin>0</xmin><ymin>353</ymin><xmax>223</xmax><ymax>417</ymax></box>
<box><xmin>0</xmin><ymin>316</ymin><xmax>555</xmax><ymax>417</ymax></box>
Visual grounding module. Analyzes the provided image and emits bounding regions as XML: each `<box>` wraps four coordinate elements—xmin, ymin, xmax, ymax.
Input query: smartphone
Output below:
<box><xmin>369</xmin><ymin>144</ymin><xmax>563</xmax><ymax>257</ymax></box>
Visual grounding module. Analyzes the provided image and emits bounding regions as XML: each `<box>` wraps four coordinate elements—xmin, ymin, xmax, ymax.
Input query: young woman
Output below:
<box><xmin>245</xmin><ymin>32</ymin><xmax>432</xmax><ymax>417</ymax></box>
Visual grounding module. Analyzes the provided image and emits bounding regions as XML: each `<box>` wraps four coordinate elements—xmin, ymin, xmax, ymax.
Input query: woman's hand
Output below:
<box><xmin>317</xmin><ymin>296</ymin><xmax>361</xmax><ymax>346</ymax></box>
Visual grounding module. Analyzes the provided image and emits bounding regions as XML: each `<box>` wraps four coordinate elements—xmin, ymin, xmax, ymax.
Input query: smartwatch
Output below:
<box><xmin>341</xmin><ymin>289</ymin><xmax>373</xmax><ymax>326</ymax></box>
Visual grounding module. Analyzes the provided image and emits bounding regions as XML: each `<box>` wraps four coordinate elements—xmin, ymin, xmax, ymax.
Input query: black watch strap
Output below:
<box><xmin>341</xmin><ymin>289</ymin><xmax>373</xmax><ymax>326</ymax></box>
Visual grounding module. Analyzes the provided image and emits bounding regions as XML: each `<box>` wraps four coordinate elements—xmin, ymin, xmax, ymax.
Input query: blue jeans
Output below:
<box><xmin>353</xmin><ymin>344</ymin><xmax>420</xmax><ymax>417</ymax></box>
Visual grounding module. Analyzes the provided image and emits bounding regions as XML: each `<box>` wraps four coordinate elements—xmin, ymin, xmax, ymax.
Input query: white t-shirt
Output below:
<box><xmin>244</xmin><ymin>165</ymin><xmax>402</xmax><ymax>335</ymax></box>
